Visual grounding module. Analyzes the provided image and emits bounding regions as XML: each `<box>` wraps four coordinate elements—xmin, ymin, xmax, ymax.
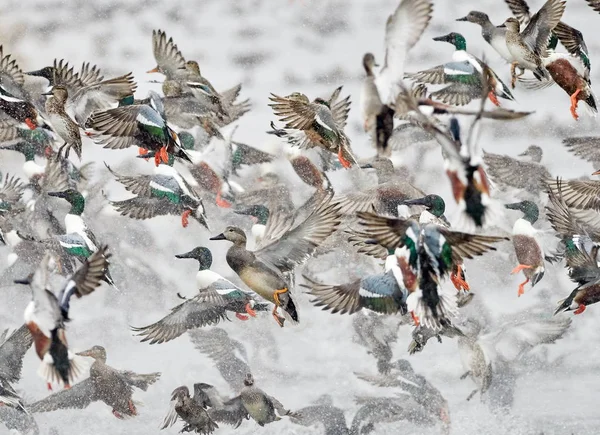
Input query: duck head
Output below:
<box><xmin>402</xmin><ymin>194</ymin><xmax>446</xmax><ymax>218</ymax></box>
<box><xmin>501</xmin><ymin>17</ymin><xmax>521</xmax><ymax>33</ymax></box>
<box><xmin>47</xmin><ymin>189</ymin><xmax>85</xmax><ymax>215</ymax></box>
<box><xmin>76</xmin><ymin>345</ymin><xmax>107</xmax><ymax>363</ymax></box>
<box><xmin>505</xmin><ymin>200</ymin><xmax>539</xmax><ymax>224</ymax></box>
<box><xmin>175</xmin><ymin>246</ymin><xmax>213</xmax><ymax>270</ymax></box>
<box><xmin>456</xmin><ymin>11</ymin><xmax>490</xmax><ymax>25</ymax></box>
<box><xmin>243</xmin><ymin>373</ymin><xmax>254</xmax><ymax>387</ymax></box>
<box><xmin>518</xmin><ymin>145</ymin><xmax>543</xmax><ymax>163</ymax></box>
<box><xmin>178</xmin><ymin>131</ymin><xmax>196</xmax><ymax>151</ymax></box>
<box><xmin>185</xmin><ymin>60</ymin><xmax>201</xmax><ymax>77</ymax></box>
<box><xmin>170</xmin><ymin>386</ymin><xmax>191</xmax><ymax>402</ymax></box>
<box><xmin>210</xmin><ymin>226</ymin><xmax>247</xmax><ymax>246</ymax></box>
<box><xmin>433</xmin><ymin>32</ymin><xmax>467</xmax><ymax>51</ymax></box>
<box><xmin>26</xmin><ymin>66</ymin><xmax>55</xmax><ymax>82</ymax></box>
<box><xmin>42</xmin><ymin>85</ymin><xmax>69</xmax><ymax>104</ymax></box>
<box><xmin>234</xmin><ymin>205</ymin><xmax>270</xmax><ymax>225</ymax></box>
<box><xmin>362</xmin><ymin>53</ymin><xmax>378</xmax><ymax>76</ymax></box>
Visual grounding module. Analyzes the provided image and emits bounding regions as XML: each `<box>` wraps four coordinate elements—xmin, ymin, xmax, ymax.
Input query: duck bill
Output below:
<box><xmin>592</xmin><ymin>169</ymin><xmax>600</xmax><ymax>176</ymax></box>
<box><xmin>233</xmin><ymin>207</ymin><xmax>254</xmax><ymax>217</ymax></box>
<box><xmin>75</xmin><ymin>349</ymin><xmax>92</xmax><ymax>357</ymax></box>
<box><xmin>401</xmin><ymin>197</ymin><xmax>428</xmax><ymax>207</ymax></box>
<box><xmin>146</xmin><ymin>66</ymin><xmax>160</xmax><ymax>74</ymax></box>
<box><xmin>41</xmin><ymin>90</ymin><xmax>54</xmax><ymax>96</ymax></box>
<box><xmin>47</xmin><ymin>191</ymin><xmax>67</xmax><ymax>199</ymax></box>
<box><xmin>175</xmin><ymin>250</ymin><xmax>195</xmax><ymax>259</ymax></box>
<box><xmin>456</xmin><ymin>16</ymin><xmax>469</xmax><ymax>21</ymax></box>
<box><xmin>209</xmin><ymin>233</ymin><xmax>226</xmax><ymax>241</ymax></box>
<box><xmin>504</xmin><ymin>202</ymin><xmax>521</xmax><ymax>210</ymax></box>
<box><xmin>359</xmin><ymin>163</ymin><xmax>374</xmax><ymax>169</ymax></box>
<box><xmin>13</xmin><ymin>277</ymin><xmax>31</xmax><ymax>285</ymax></box>
<box><xmin>432</xmin><ymin>35</ymin><xmax>451</xmax><ymax>42</ymax></box>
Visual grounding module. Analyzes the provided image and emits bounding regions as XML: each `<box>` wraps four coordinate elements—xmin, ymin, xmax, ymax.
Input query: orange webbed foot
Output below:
<box><xmin>337</xmin><ymin>149</ymin><xmax>352</xmax><ymax>169</ymax></box>
<box><xmin>154</xmin><ymin>152</ymin><xmax>161</xmax><ymax>167</ymax></box>
<box><xmin>517</xmin><ymin>278</ymin><xmax>529</xmax><ymax>297</ymax></box>
<box><xmin>574</xmin><ymin>304</ymin><xmax>586</xmax><ymax>315</ymax></box>
<box><xmin>236</xmin><ymin>313</ymin><xmax>249</xmax><ymax>321</ymax></box>
<box><xmin>511</xmin><ymin>264</ymin><xmax>532</xmax><ymax>275</ymax></box>
<box><xmin>570</xmin><ymin>89</ymin><xmax>582</xmax><ymax>121</ymax></box>
<box><xmin>128</xmin><ymin>400</ymin><xmax>137</xmax><ymax>415</ymax></box>
<box><xmin>245</xmin><ymin>302</ymin><xmax>257</xmax><ymax>317</ymax></box>
<box><xmin>411</xmin><ymin>311</ymin><xmax>420</xmax><ymax>327</ymax></box>
<box><xmin>450</xmin><ymin>265</ymin><xmax>470</xmax><ymax>291</ymax></box>
<box><xmin>112</xmin><ymin>409</ymin><xmax>124</xmax><ymax>419</ymax></box>
<box><xmin>181</xmin><ymin>209</ymin><xmax>192</xmax><ymax>228</ymax></box>
<box><xmin>46</xmin><ymin>382</ymin><xmax>53</xmax><ymax>391</ymax></box>
<box><xmin>160</xmin><ymin>146</ymin><xmax>169</xmax><ymax>164</ymax></box>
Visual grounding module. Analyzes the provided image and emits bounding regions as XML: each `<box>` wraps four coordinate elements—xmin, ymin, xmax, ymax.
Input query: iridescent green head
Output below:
<box><xmin>47</xmin><ymin>189</ymin><xmax>85</xmax><ymax>215</ymax></box>
<box><xmin>175</xmin><ymin>246</ymin><xmax>213</xmax><ymax>270</ymax></box>
<box><xmin>505</xmin><ymin>200</ymin><xmax>539</xmax><ymax>224</ymax></box>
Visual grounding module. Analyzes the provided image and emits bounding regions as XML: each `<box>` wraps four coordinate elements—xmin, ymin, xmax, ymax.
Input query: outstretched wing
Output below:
<box><xmin>209</xmin><ymin>395</ymin><xmax>248</xmax><ymax>429</ymax></box>
<box><xmin>328</xmin><ymin>86</ymin><xmax>351</xmax><ymax>129</ymax></box>
<box><xmin>86</xmin><ymin>105</ymin><xmax>142</xmax><ymax>149</ymax></box>
<box><xmin>152</xmin><ymin>29</ymin><xmax>186</xmax><ymax>78</ymax></box>
<box><xmin>268</xmin><ymin>94</ymin><xmax>316</xmax><ymax>131</ymax></box>
<box><xmin>0</xmin><ymin>325</ymin><xmax>33</xmax><ymax>383</ymax></box>
<box><xmin>356</xmin><ymin>211</ymin><xmax>413</xmax><ymax>250</ymax></box>
<box><xmin>545</xmin><ymin>177</ymin><xmax>600</xmax><ymax>211</ymax></box>
<box><xmin>256</xmin><ymin>195</ymin><xmax>341</xmax><ymax>272</ymax></box>
<box><xmin>437</xmin><ymin>228</ymin><xmax>508</xmax><ymax>260</ymax></box>
<box><xmin>131</xmin><ymin>292</ymin><xmax>228</xmax><ymax>344</ymax></box>
<box><xmin>110</xmin><ymin>196</ymin><xmax>183</xmax><ymax>220</ymax></box>
<box><xmin>520</xmin><ymin>0</ymin><xmax>566</xmax><ymax>57</ymax></box>
<box><xmin>119</xmin><ymin>370</ymin><xmax>161</xmax><ymax>391</ymax></box>
<box><xmin>28</xmin><ymin>378</ymin><xmax>97</xmax><ymax>413</ymax></box>
<box><xmin>563</xmin><ymin>136</ymin><xmax>600</xmax><ymax>164</ymax></box>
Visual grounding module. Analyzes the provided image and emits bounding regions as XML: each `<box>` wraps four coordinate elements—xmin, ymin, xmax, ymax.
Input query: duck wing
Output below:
<box><xmin>378</xmin><ymin>0</ymin><xmax>434</xmax><ymax>103</ymax></box>
<box><xmin>28</xmin><ymin>378</ymin><xmax>98</xmax><ymax>412</ymax></box>
<box><xmin>104</xmin><ymin>163</ymin><xmax>153</xmax><ymax>197</ymax></box>
<box><xmin>131</xmin><ymin>292</ymin><xmax>228</xmax><ymax>345</ymax></box>
<box><xmin>355</xmin><ymin>212</ymin><xmax>414</xmax><ymax>249</ymax></box>
<box><xmin>520</xmin><ymin>0</ymin><xmax>566</xmax><ymax>57</ymax></box>
<box><xmin>290</xmin><ymin>403</ymin><xmax>347</xmax><ymax>433</ymax></box>
<box><xmin>86</xmin><ymin>105</ymin><xmax>145</xmax><ymax>149</ymax></box>
<box><xmin>437</xmin><ymin>228</ymin><xmax>508</xmax><ymax>260</ymax></box>
<box><xmin>188</xmin><ymin>328</ymin><xmax>250</xmax><ymax>392</ymax></box>
<box><xmin>345</xmin><ymin>229</ymin><xmax>389</xmax><ymax>260</ymax></box>
<box><xmin>430</xmin><ymin>83</ymin><xmax>479</xmax><ymax>107</ymax></box>
<box><xmin>483</xmin><ymin>150</ymin><xmax>551</xmax><ymax>191</ymax></box>
<box><xmin>209</xmin><ymin>395</ymin><xmax>248</xmax><ymax>429</ymax></box>
<box><xmin>57</xmin><ymin>245</ymin><xmax>110</xmax><ymax>318</ymax></box>
<box><xmin>0</xmin><ymin>46</ymin><xmax>24</xmax><ymax>97</ymax></box>
<box><xmin>505</xmin><ymin>0</ymin><xmax>531</xmax><ymax>26</ymax></box>
<box><xmin>255</xmin><ymin>195</ymin><xmax>342</xmax><ymax>273</ymax></box>
<box><xmin>69</xmin><ymin>73</ymin><xmax>137</xmax><ymax>125</ymax></box>
<box><xmin>119</xmin><ymin>370</ymin><xmax>161</xmax><ymax>391</ymax></box>
<box><xmin>553</xmin><ymin>22</ymin><xmax>590</xmax><ymax>74</ymax></box>
<box><xmin>152</xmin><ymin>29</ymin><xmax>186</xmax><ymax>78</ymax></box>
<box><xmin>110</xmin><ymin>196</ymin><xmax>183</xmax><ymax>220</ymax></box>
<box><xmin>328</xmin><ymin>86</ymin><xmax>351</xmax><ymax>129</ymax></box>
<box><xmin>0</xmin><ymin>173</ymin><xmax>24</xmax><ymax>205</ymax></box>
<box><xmin>546</xmin><ymin>177</ymin><xmax>600</xmax><ymax>211</ymax></box>
<box><xmin>563</xmin><ymin>136</ymin><xmax>600</xmax><ymax>164</ymax></box>
<box><xmin>0</xmin><ymin>325</ymin><xmax>33</xmax><ymax>383</ymax></box>
<box><xmin>268</xmin><ymin>94</ymin><xmax>317</xmax><ymax>131</ymax></box>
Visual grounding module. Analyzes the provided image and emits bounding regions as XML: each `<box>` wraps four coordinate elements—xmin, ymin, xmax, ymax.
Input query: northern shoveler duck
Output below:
<box><xmin>269</xmin><ymin>86</ymin><xmax>357</xmax><ymax>168</ymax></box>
<box><xmin>502</xmin><ymin>0</ymin><xmax>566</xmax><ymax>88</ymax></box>
<box><xmin>408</xmin><ymin>321</ymin><xmax>466</xmax><ymax>355</ymax></box>
<box><xmin>405</xmin><ymin>32</ymin><xmax>514</xmax><ymax>107</ymax></box>
<box><xmin>483</xmin><ymin>145</ymin><xmax>551</xmax><ymax>195</ymax></box>
<box><xmin>355</xmin><ymin>359</ymin><xmax>451</xmax><ymax>430</ymax></box>
<box><xmin>185</xmin><ymin>149</ymin><xmax>234</xmax><ymax>208</ymax></box>
<box><xmin>86</xmin><ymin>91</ymin><xmax>191</xmax><ymax>166</ymax></box>
<box><xmin>457</xmin><ymin>316</ymin><xmax>570</xmax><ymax>404</ymax></box>
<box><xmin>42</xmin><ymin>85</ymin><xmax>82</xmax><ymax>159</ymax></box>
<box><xmin>226</xmin><ymin>134</ymin><xmax>274</xmax><ymax>177</ymax></box>
<box><xmin>369</xmin><ymin>0</ymin><xmax>434</xmax><ymax>105</ymax></box>
<box><xmin>210</xmin><ymin>195</ymin><xmax>342</xmax><ymax>326</ymax></box>
<box><xmin>505</xmin><ymin>200</ymin><xmax>545</xmax><ymax>296</ymax></box>
<box><xmin>15</xmin><ymin>248</ymin><xmax>109</xmax><ymax>389</ymax></box>
<box><xmin>0</xmin><ymin>324</ymin><xmax>33</xmax><ymax>412</ymax></box>
<box><xmin>132</xmin><ymin>246</ymin><xmax>268</xmax><ymax>344</ymax></box>
<box><xmin>555</xmin><ymin>245</ymin><xmax>600</xmax><ymax>315</ymax></box>
<box><xmin>30</xmin><ymin>345</ymin><xmax>160</xmax><ymax>419</ymax></box>
<box><xmin>236</xmin><ymin>374</ymin><xmax>298</xmax><ymax>426</ymax></box>
<box><xmin>0</xmin><ymin>86</ymin><xmax>40</xmax><ymax>131</ymax></box>
<box><xmin>357</xmin><ymin>212</ymin><xmax>507</xmax><ymax>328</ymax></box>
<box><xmin>160</xmin><ymin>385</ymin><xmax>219</xmax><ymax>434</ymax></box>
<box><xmin>105</xmin><ymin>160</ymin><xmax>209</xmax><ymax>229</ymax></box>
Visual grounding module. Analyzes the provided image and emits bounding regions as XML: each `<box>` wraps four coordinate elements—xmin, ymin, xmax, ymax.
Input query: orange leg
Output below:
<box><xmin>245</xmin><ymin>302</ymin><xmax>257</xmax><ymax>317</ymax></box>
<box><xmin>487</xmin><ymin>91</ymin><xmax>500</xmax><ymax>107</ymax></box>
<box><xmin>154</xmin><ymin>152</ymin><xmax>161</xmax><ymax>167</ymax></box>
<box><xmin>271</xmin><ymin>305</ymin><xmax>284</xmax><ymax>327</ymax></box>
<box><xmin>235</xmin><ymin>313</ymin><xmax>249</xmax><ymax>321</ymax></box>
<box><xmin>273</xmin><ymin>288</ymin><xmax>288</xmax><ymax>306</ymax></box>
<box><xmin>511</xmin><ymin>264</ymin><xmax>532</xmax><ymax>275</ymax></box>
<box><xmin>570</xmin><ymin>88</ymin><xmax>582</xmax><ymax>121</ymax></box>
<box><xmin>24</xmin><ymin>118</ymin><xmax>37</xmax><ymax>130</ymax></box>
<box><xmin>337</xmin><ymin>148</ymin><xmax>352</xmax><ymax>169</ymax></box>
<box><xmin>450</xmin><ymin>264</ymin><xmax>470</xmax><ymax>291</ymax></box>
<box><xmin>574</xmin><ymin>304</ymin><xmax>586</xmax><ymax>315</ymax></box>
<box><xmin>411</xmin><ymin>311</ymin><xmax>420</xmax><ymax>327</ymax></box>
<box><xmin>517</xmin><ymin>278</ymin><xmax>529</xmax><ymax>297</ymax></box>
<box><xmin>181</xmin><ymin>209</ymin><xmax>192</xmax><ymax>228</ymax></box>
<box><xmin>160</xmin><ymin>146</ymin><xmax>169</xmax><ymax>164</ymax></box>
<box><xmin>138</xmin><ymin>147</ymin><xmax>148</xmax><ymax>156</ymax></box>
<box><xmin>215</xmin><ymin>191</ymin><xmax>232</xmax><ymax>208</ymax></box>
<box><xmin>510</xmin><ymin>62</ymin><xmax>518</xmax><ymax>89</ymax></box>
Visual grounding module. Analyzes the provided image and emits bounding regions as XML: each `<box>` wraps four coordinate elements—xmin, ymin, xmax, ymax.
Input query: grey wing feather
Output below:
<box><xmin>110</xmin><ymin>196</ymin><xmax>181</xmax><ymax>220</ymax></box>
<box><xmin>105</xmin><ymin>163</ymin><xmax>152</xmax><ymax>197</ymax></box>
<box><xmin>256</xmin><ymin>195</ymin><xmax>342</xmax><ymax>272</ymax></box>
<box><xmin>430</xmin><ymin>83</ymin><xmax>478</xmax><ymax>106</ymax></box>
<box><xmin>29</xmin><ymin>379</ymin><xmax>97</xmax><ymax>413</ymax></box>
<box><xmin>0</xmin><ymin>325</ymin><xmax>33</xmax><ymax>383</ymax></box>
<box><xmin>563</xmin><ymin>137</ymin><xmax>600</xmax><ymax>164</ymax></box>
<box><xmin>209</xmin><ymin>396</ymin><xmax>248</xmax><ymax>428</ymax></box>
<box><xmin>119</xmin><ymin>370</ymin><xmax>161</xmax><ymax>391</ymax></box>
<box><xmin>152</xmin><ymin>29</ymin><xmax>186</xmax><ymax>78</ymax></box>
<box><xmin>483</xmin><ymin>151</ymin><xmax>551</xmax><ymax>191</ymax></box>
<box><xmin>520</xmin><ymin>0</ymin><xmax>566</xmax><ymax>57</ymax></box>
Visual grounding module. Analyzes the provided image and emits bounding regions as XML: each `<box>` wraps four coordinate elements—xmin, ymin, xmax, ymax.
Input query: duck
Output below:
<box><xmin>456</xmin><ymin>11</ymin><xmax>513</xmax><ymax>62</ymax></box>
<box><xmin>505</xmin><ymin>201</ymin><xmax>546</xmax><ymax>296</ymax></box>
<box><xmin>86</xmin><ymin>91</ymin><xmax>191</xmax><ymax>166</ymax></box>
<box><xmin>30</xmin><ymin>345</ymin><xmax>161</xmax><ymax>419</ymax></box>
<box><xmin>27</xmin><ymin>59</ymin><xmax>103</xmax><ymax>96</ymax></box>
<box><xmin>14</xmin><ymin>248</ymin><xmax>109</xmax><ymax>389</ymax></box>
<box><xmin>502</xmin><ymin>0</ymin><xmax>566</xmax><ymax>88</ymax></box>
<box><xmin>131</xmin><ymin>247</ymin><xmax>268</xmax><ymax>344</ymax></box>
<box><xmin>0</xmin><ymin>45</ymin><xmax>29</xmax><ymax>101</ymax></box>
<box><xmin>356</xmin><ymin>211</ymin><xmax>507</xmax><ymax>328</ymax></box>
<box><xmin>186</xmin><ymin>151</ymin><xmax>234</xmax><ymax>208</ymax></box>
<box><xmin>360</xmin><ymin>53</ymin><xmax>385</xmax><ymax>133</ymax></box>
<box><xmin>0</xmin><ymin>86</ymin><xmax>40</xmax><ymax>131</ymax></box>
<box><xmin>269</xmin><ymin>86</ymin><xmax>357</xmax><ymax>168</ymax></box>
<box><xmin>483</xmin><ymin>145</ymin><xmax>551</xmax><ymax>195</ymax></box>
<box><xmin>105</xmin><ymin>160</ymin><xmax>209</xmax><ymax>229</ymax></box>
<box><xmin>210</xmin><ymin>195</ymin><xmax>342</xmax><ymax>326</ymax></box>
<box><xmin>42</xmin><ymin>85</ymin><xmax>84</xmax><ymax>159</ymax></box>
<box><xmin>160</xmin><ymin>385</ymin><xmax>219</xmax><ymax>434</ymax></box>
<box><xmin>405</xmin><ymin>32</ymin><xmax>514</xmax><ymax>107</ymax></box>
<box><xmin>233</xmin><ymin>204</ymin><xmax>271</xmax><ymax>245</ymax></box>
<box><xmin>0</xmin><ymin>324</ymin><xmax>33</xmax><ymax>412</ymax></box>
<box><xmin>555</xmin><ymin>246</ymin><xmax>600</xmax><ymax>315</ymax></box>
<box><xmin>192</xmin><ymin>383</ymin><xmax>251</xmax><ymax>429</ymax></box>
<box><xmin>457</xmin><ymin>316</ymin><xmax>570</xmax><ymax>407</ymax></box>
<box><xmin>355</xmin><ymin>359</ymin><xmax>451</xmax><ymax>431</ymax></box>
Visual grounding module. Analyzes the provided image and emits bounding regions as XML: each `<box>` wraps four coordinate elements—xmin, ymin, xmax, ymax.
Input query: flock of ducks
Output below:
<box><xmin>1</xmin><ymin>0</ymin><xmax>600</xmax><ymax>433</ymax></box>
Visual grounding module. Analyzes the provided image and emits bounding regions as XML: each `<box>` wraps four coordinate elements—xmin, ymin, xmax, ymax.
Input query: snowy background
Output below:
<box><xmin>1</xmin><ymin>0</ymin><xmax>600</xmax><ymax>433</ymax></box>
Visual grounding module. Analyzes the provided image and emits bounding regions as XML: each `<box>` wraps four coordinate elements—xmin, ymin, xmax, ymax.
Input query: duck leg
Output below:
<box><xmin>272</xmin><ymin>288</ymin><xmax>289</xmax><ymax>327</ymax></box>
<box><xmin>450</xmin><ymin>264</ymin><xmax>470</xmax><ymax>291</ymax></box>
<box><xmin>574</xmin><ymin>304</ymin><xmax>586</xmax><ymax>315</ymax></box>
<box><xmin>466</xmin><ymin>389</ymin><xmax>479</xmax><ymax>401</ymax></box>
<box><xmin>517</xmin><ymin>278</ymin><xmax>529</xmax><ymax>297</ymax></box>
<box><xmin>235</xmin><ymin>313</ymin><xmax>249</xmax><ymax>321</ymax></box>
<box><xmin>511</xmin><ymin>264</ymin><xmax>532</xmax><ymax>274</ymax></box>
<box><xmin>112</xmin><ymin>409</ymin><xmax>124</xmax><ymax>419</ymax></box>
<box><xmin>570</xmin><ymin>88</ymin><xmax>582</xmax><ymax>120</ymax></box>
<box><xmin>159</xmin><ymin>146</ymin><xmax>169</xmax><ymax>164</ymax></box>
<box><xmin>271</xmin><ymin>305</ymin><xmax>285</xmax><ymax>327</ymax></box>
<box><xmin>460</xmin><ymin>371</ymin><xmax>471</xmax><ymax>380</ymax></box>
<box><xmin>24</xmin><ymin>117</ymin><xmax>37</xmax><ymax>130</ymax></box>
<box><xmin>487</xmin><ymin>91</ymin><xmax>500</xmax><ymax>107</ymax></box>
<box><xmin>245</xmin><ymin>302</ymin><xmax>257</xmax><ymax>317</ymax></box>
<box><xmin>128</xmin><ymin>399</ymin><xmax>137</xmax><ymax>415</ymax></box>
<box><xmin>337</xmin><ymin>148</ymin><xmax>352</xmax><ymax>169</ymax></box>
<box><xmin>510</xmin><ymin>62</ymin><xmax>519</xmax><ymax>88</ymax></box>
<box><xmin>181</xmin><ymin>209</ymin><xmax>192</xmax><ymax>228</ymax></box>
<box><xmin>410</xmin><ymin>311</ymin><xmax>420</xmax><ymax>327</ymax></box>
